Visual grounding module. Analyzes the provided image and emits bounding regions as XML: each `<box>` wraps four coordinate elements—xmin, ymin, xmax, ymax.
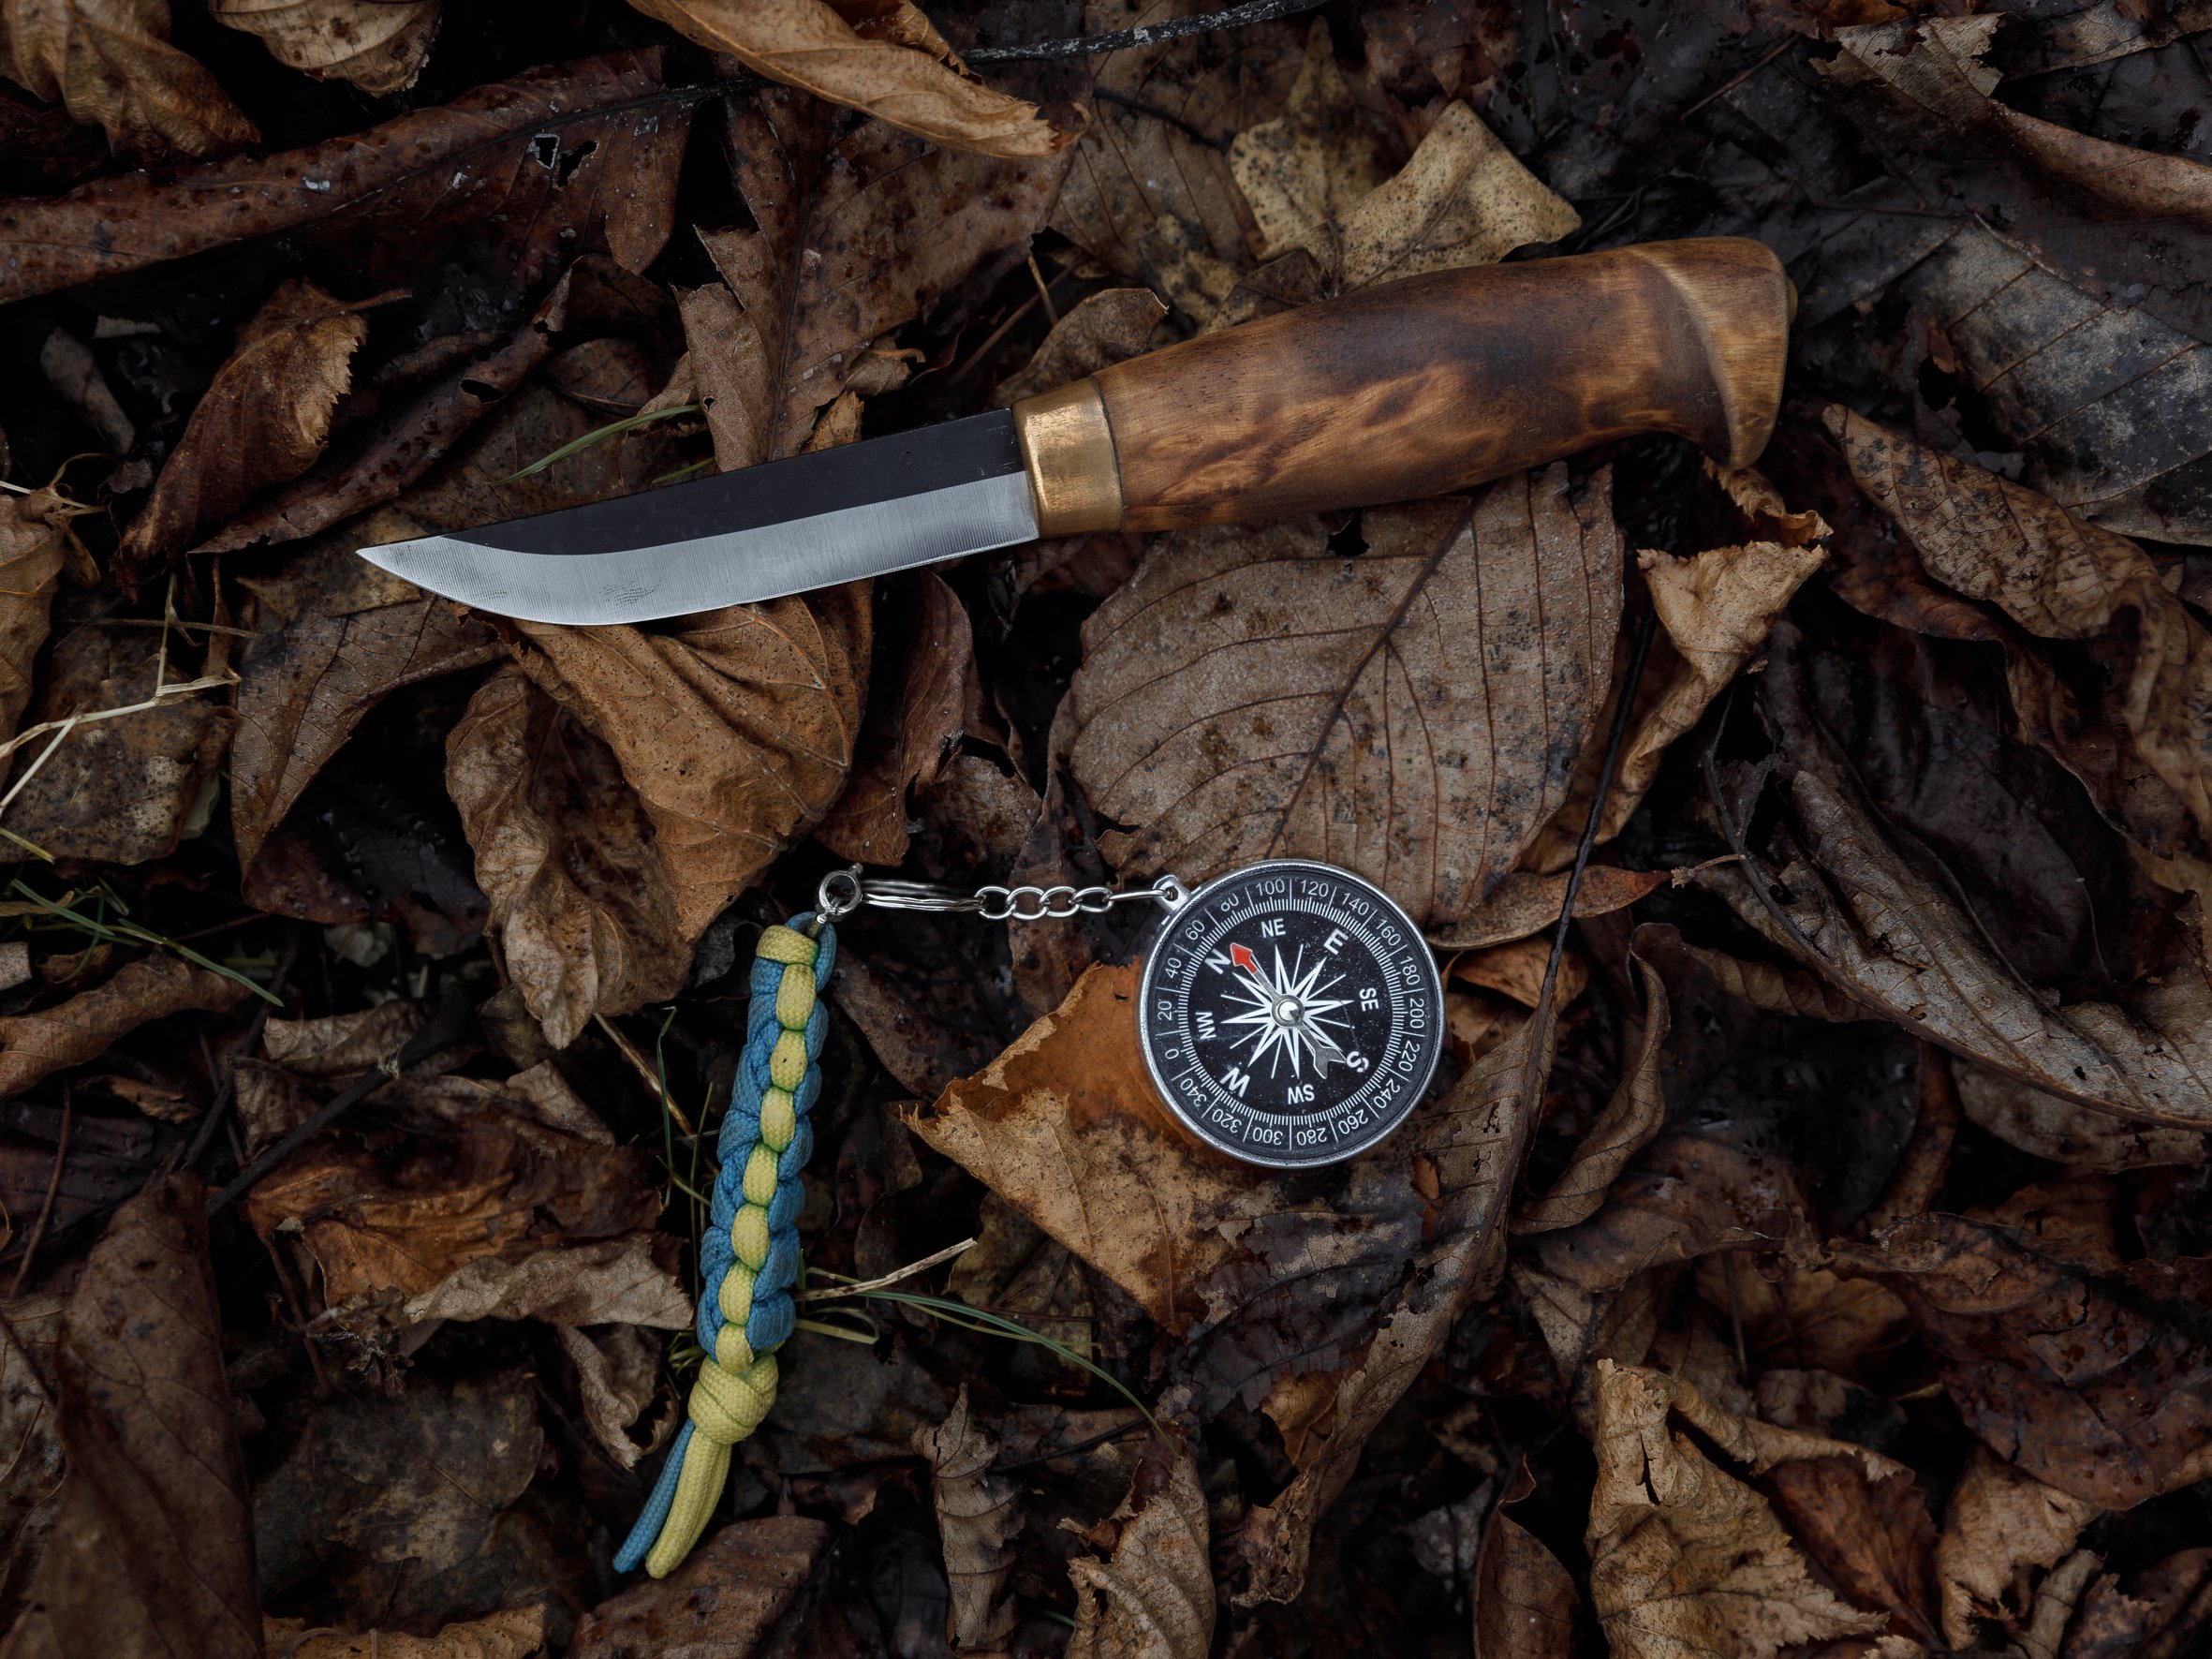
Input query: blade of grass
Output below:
<box><xmin>8</xmin><ymin>881</ymin><xmax>281</xmax><ymax>1005</ymax></box>
<box><xmin>494</xmin><ymin>404</ymin><xmax>702</xmax><ymax>484</ymax></box>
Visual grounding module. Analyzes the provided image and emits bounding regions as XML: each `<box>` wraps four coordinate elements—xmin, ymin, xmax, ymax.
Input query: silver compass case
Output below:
<box><xmin>1136</xmin><ymin>859</ymin><xmax>1445</xmax><ymax>1168</ymax></box>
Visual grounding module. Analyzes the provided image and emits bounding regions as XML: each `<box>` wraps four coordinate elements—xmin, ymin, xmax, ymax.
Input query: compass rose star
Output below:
<box><xmin>1218</xmin><ymin>940</ymin><xmax>1357</xmax><ymax>1080</ymax></box>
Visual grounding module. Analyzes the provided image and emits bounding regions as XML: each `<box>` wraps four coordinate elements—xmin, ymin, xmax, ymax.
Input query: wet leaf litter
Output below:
<box><xmin>0</xmin><ymin>1</ymin><xmax>2208</xmax><ymax>1655</ymax></box>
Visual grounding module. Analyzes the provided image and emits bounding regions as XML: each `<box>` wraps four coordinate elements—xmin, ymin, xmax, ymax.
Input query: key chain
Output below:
<box><xmin>619</xmin><ymin>857</ymin><xmax>1441</xmax><ymax>1578</ymax></box>
<box><xmin>819</xmin><ymin>856</ymin><xmax>1444</xmax><ymax>1169</ymax></box>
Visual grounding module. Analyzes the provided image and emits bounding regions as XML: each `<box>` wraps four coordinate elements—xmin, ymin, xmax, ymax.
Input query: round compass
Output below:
<box><xmin>1136</xmin><ymin>860</ymin><xmax>1444</xmax><ymax>1168</ymax></box>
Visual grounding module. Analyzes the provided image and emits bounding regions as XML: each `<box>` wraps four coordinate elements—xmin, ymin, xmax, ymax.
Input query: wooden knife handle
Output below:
<box><xmin>1009</xmin><ymin>237</ymin><xmax>1792</xmax><ymax>535</ymax></box>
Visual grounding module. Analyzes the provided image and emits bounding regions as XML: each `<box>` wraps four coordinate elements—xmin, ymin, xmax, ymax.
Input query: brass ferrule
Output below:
<box><xmin>1010</xmin><ymin>378</ymin><xmax>1124</xmax><ymax>537</ymax></box>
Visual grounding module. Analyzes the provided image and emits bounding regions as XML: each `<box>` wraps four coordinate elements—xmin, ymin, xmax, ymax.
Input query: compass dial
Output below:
<box><xmin>1137</xmin><ymin>860</ymin><xmax>1443</xmax><ymax>1168</ymax></box>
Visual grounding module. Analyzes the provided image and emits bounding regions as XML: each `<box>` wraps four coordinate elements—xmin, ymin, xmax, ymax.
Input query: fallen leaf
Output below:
<box><xmin>1936</xmin><ymin>1446</ymin><xmax>2101</xmax><ymax>1649</ymax></box>
<box><xmin>446</xmin><ymin>666</ymin><xmax>687</xmax><ymax>1049</ymax></box>
<box><xmin>1585</xmin><ymin>1360</ymin><xmax>1892</xmax><ymax>1658</ymax></box>
<box><xmin>1067</xmin><ymin>473</ymin><xmax>1621</xmax><ymax>930</ymax></box>
<box><xmin>688</xmin><ymin>84</ymin><xmax>1072</xmax><ymax>466</ymax></box>
<box><xmin>631</xmin><ymin>0</ymin><xmax>1075</xmax><ymax>159</ymax></box>
<box><xmin>1067</xmin><ymin>1434</ymin><xmax>1213</xmax><ymax>1659</ymax></box>
<box><xmin>555</xmin><ymin>1323</ymin><xmax>665</xmax><ymax>1471</ymax></box>
<box><xmin>1473</xmin><ymin>1459</ymin><xmax>1578</xmax><ymax>1659</ymax></box>
<box><xmin>815</xmin><ymin>570</ymin><xmax>976</xmax><ymax>866</ymax></box>
<box><xmin>915</xmin><ymin>1386</ymin><xmax>1021</xmax><ymax>1650</ymax></box>
<box><xmin>1831</xmin><ymin>1193</ymin><xmax>2212</xmax><ymax>1507</ymax></box>
<box><xmin>0</xmin><ymin>1105</ymin><xmax>155</xmax><ymax>1246</ymax></box>
<box><xmin>253</xmin><ymin>1370</ymin><xmax>542</xmax><ymax>1603</ymax></box>
<box><xmin>232</xmin><ymin>521</ymin><xmax>501</xmax><ymax>898</ymax></box>
<box><xmin>569</xmin><ymin>1516</ymin><xmax>831</xmax><ymax>1657</ymax></box>
<box><xmin>945</xmin><ymin>1192</ymin><xmax>1095</xmax><ymax>1387</ymax></box>
<box><xmin>1695</xmin><ymin>1254</ymin><xmax>1913</xmax><ymax>1381</ymax></box>
<box><xmin>0</xmin><ymin>623</ymin><xmax>232</xmax><ymax>866</ymax></box>
<box><xmin>1450</xmin><ymin>935</ymin><xmax>1588</xmax><ymax>1011</ymax></box>
<box><xmin>0</xmin><ymin>51</ymin><xmax>692</xmax><ymax>306</ymax></box>
<box><xmin>1513</xmin><ymin>956</ymin><xmax>1667</xmax><ymax>1233</ymax></box>
<box><xmin>1760</xmin><ymin>1453</ymin><xmax>1943</xmax><ymax>1649</ymax></box>
<box><xmin>0</xmin><ymin>0</ymin><xmax>255</xmax><ymax>160</ymax></box>
<box><xmin>0</xmin><ymin>955</ymin><xmax>246</xmax><ymax>1103</ymax></box>
<box><xmin>240</xmin><ymin>1068</ymin><xmax>674</xmax><ymax>1333</ymax></box>
<box><xmin>1329</xmin><ymin>99</ymin><xmax>1579</xmax><ymax>289</ymax></box>
<box><xmin>1820</xmin><ymin>19</ymin><xmax>2212</xmax><ymax>541</ymax></box>
<box><xmin>0</xmin><ymin>1176</ymin><xmax>258</xmax><ymax>1659</ymax></box>
<box><xmin>992</xmin><ymin>287</ymin><xmax>1171</xmax><ymax>407</ymax></box>
<box><xmin>2063</xmin><ymin>1548</ymin><xmax>2212</xmax><ymax>1659</ymax></box>
<box><xmin>1829</xmin><ymin>409</ymin><xmax>2212</xmax><ymax>852</ymax></box>
<box><xmin>0</xmin><ymin>1295</ymin><xmax>61</xmax><ymax>1628</ymax></box>
<box><xmin>1226</xmin><ymin>21</ymin><xmax>1392</xmax><ymax>264</ymax></box>
<box><xmin>0</xmin><ymin>493</ymin><xmax>67</xmax><ymax>750</ymax></box>
<box><xmin>263</xmin><ymin>1605</ymin><xmax>546</xmax><ymax>1659</ymax></box>
<box><xmin>1954</xmin><ymin>1059</ymin><xmax>2209</xmax><ymax>1172</ymax></box>
<box><xmin>1424</xmin><ymin>866</ymin><xmax>1670</xmax><ymax>951</ymax></box>
<box><xmin>211</xmin><ymin>0</ymin><xmax>439</xmax><ymax>95</ymax></box>
<box><xmin>509</xmin><ymin>582</ymin><xmax>868</xmax><ymax>945</ymax></box>
<box><xmin>113</xmin><ymin>279</ymin><xmax>368</xmax><ymax>585</ymax></box>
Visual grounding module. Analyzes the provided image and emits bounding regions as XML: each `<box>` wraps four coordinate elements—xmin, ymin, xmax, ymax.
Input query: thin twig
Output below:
<box><xmin>798</xmin><ymin>1237</ymin><xmax>978</xmax><ymax>1301</ymax></box>
<box><xmin>8</xmin><ymin>1084</ymin><xmax>71</xmax><ymax>1296</ymax></box>
<box><xmin>966</xmin><ymin>0</ymin><xmax>1328</xmax><ymax>61</ymax></box>
<box><xmin>204</xmin><ymin>985</ymin><xmax>472</xmax><ymax>1217</ymax></box>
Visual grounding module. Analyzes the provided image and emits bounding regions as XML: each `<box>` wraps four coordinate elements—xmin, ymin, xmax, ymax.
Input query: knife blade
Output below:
<box><xmin>361</xmin><ymin>237</ymin><xmax>1793</xmax><ymax>627</ymax></box>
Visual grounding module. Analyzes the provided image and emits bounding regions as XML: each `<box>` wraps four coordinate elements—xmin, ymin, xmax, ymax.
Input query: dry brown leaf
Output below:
<box><xmin>509</xmin><ymin>585</ymin><xmax>868</xmax><ymax>945</ymax></box>
<box><xmin>233</xmin><ymin>517</ymin><xmax>500</xmax><ymax>892</ymax></box>
<box><xmin>0</xmin><ymin>955</ymin><xmax>246</xmax><ymax>1103</ymax></box>
<box><xmin>1937</xmin><ymin>1447</ymin><xmax>2101</xmax><ymax>1649</ymax></box>
<box><xmin>1954</xmin><ymin>1059</ymin><xmax>2208</xmax><ymax>1172</ymax></box>
<box><xmin>1761</xmin><ymin>1454</ymin><xmax>1944</xmax><ymax>1650</ymax></box>
<box><xmin>1586</xmin><ymin>1360</ymin><xmax>1893</xmax><ymax>1658</ymax></box>
<box><xmin>1473</xmin><ymin>1459</ymin><xmax>1578</xmax><ymax>1659</ymax></box>
<box><xmin>239</xmin><ymin>1071</ymin><xmax>678</xmax><ymax>1333</ymax></box>
<box><xmin>1233</xmin><ymin>1012</ymin><xmax>1550</xmax><ymax>1603</ymax></box>
<box><xmin>1830</xmin><ymin>1192</ymin><xmax>2212</xmax><ymax>1508</ymax></box>
<box><xmin>571</xmin><ymin>1517</ymin><xmax>832</xmax><ymax>1657</ymax></box>
<box><xmin>1425</xmin><ymin>866</ymin><xmax>1670</xmax><ymax>951</ymax></box>
<box><xmin>264</xmin><ymin>1605</ymin><xmax>547</xmax><ymax>1659</ymax></box>
<box><xmin>2</xmin><ymin>624</ymin><xmax>233</xmax><ymax>866</ymax></box>
<box><xmin>1449</xmin><ymin>935</ymin><xmax>1588</xmax><ymax>1011</ymax></box>
<box><xmin>1829</xmin><ymin>408</ymin><xmax>2212</xmax><ymax>849</ymax></box>
<box><xmin>916</xmin><ymin>1386</ymin><xmax>1021</xmax><ymax>1650</ymax></box>
<box><xmin>815</xmin><ymin>570</ymin><xmax>975</xmax><ymax>866</ymax></box>
<box><xmin>993</xmin><ymin>287</ymin><xmax>1172</xmax><ymax>407</ymax></box>
<box><xmin>0</xmin><ymin>493</ymin><xmax>67</xmax><ymax>752</ymax></box>
<box><xmin>446</xmin><ymin>667</ymin><xmax>686</xmax><ymax>1049</ymax></box>
<box><xmin>1514</xmin><ymin>956</ymin><xmax>1668</xmax><ymax>1233</ymax></box>
<box><xmin>1331</xmin><ymin>99</ymin><xmax>1579</xmax><ymax>289</ymax></box>
<box><xmin>114</xmin><ymin>280</ymin><xmax>367</xmax><ymax>584</ymax></box>
<box><xmin>0</xmin><ymin>1177</ymin><xmax>258</xmax><ymax>1659</ymax></box>
<box><xmin>1067</xmin><ymin>1435</ymin><xmax>1213</xmax><ymax>1659</ymax></box>
<box><xmin>1695</xmin><ymin>1254</ymin><xmax>1912</xmax><ymax>1381</ymax></box>
<box><xmin>1226</xmin><ymin>20</ymin><xmax>1391</xmax><ymax>264</ymax></box>
<box><xmin>0</xmin><ymin>1295</ymin><xmax>61</xmax><ymax>1629</ymax></box>
<box><xmin>211</xmin><ymin>0</ymin><xmax>437</xmax><ymax>95</ymax></box>
<box><xmin>1067</xmin><ymin>473</ymin><xmax>1620</xmax><ymax>930</ymax></box>
<box><xmin>556</xmin><ymin>1324</ymin><xmax>666</xmax><ymax>1472</ymax></box>
<box><xmin>0</xmin><ymin>0</ymin><xmax>255</xmax><ymax>160</ymax></box>
<box><xmin>629</xmin><ymin>0</ymin><xmax>1074</xmax><ymax>159</ymax></box>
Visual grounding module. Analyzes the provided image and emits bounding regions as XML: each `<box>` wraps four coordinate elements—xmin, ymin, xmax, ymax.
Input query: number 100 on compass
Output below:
<box><xmin>1137</xmin><ymin>859</ymin><xmax>1444</xmax><ymax>1168</ymax></box>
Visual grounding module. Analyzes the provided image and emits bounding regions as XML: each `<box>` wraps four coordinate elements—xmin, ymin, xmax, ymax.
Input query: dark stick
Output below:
<box><xmin>7</xmin><ymin>1083</ymin><xmax>71</xmax><ymax>1297</ymax></box>
<box><xmin>180</xmin><ymin>932</ymin><xmax>301</xmax><ymax>1177</ymax></box>
<box><xmin>204</xmin><ymin>983</ymin><xmax>472</xmax><ymax>1219</ymax></box>
<box><xmin>966</xmin><ymin>0</ymin><xmax>1330</xmax><ymax>62</ymax></box>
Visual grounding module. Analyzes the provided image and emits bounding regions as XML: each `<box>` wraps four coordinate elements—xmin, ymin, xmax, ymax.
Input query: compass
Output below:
<box><xmin>1135</xmin><ymin>860</ymin><xmax>1444</xmax><ymax>1168</ymax></box>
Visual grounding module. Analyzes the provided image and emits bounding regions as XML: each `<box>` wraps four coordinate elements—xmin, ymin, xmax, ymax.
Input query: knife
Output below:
<box><xmin>360</xmin><ymin>237</ymin><xmax>1792</xmax><ymax>625</ymax></box>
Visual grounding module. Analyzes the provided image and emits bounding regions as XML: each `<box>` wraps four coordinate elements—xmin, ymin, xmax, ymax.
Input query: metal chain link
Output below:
<box><xmin>817</xmin><ymin>867</ymin><xmax>1187</xmax><ymax>923</ymax></box>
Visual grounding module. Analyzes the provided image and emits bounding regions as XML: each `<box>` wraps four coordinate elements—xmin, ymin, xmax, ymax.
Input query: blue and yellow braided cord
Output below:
<box><xmin>615</xmin><ymin>914</ymin><xmax>833</xmax><ymax>1578</ymax></box>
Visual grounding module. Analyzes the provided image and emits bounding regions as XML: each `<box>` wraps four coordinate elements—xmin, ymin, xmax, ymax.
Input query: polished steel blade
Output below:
<box><xmin>358</xmin><ymin>410</ymin><xmax>1037</xmax><ymax>625</ymax></box>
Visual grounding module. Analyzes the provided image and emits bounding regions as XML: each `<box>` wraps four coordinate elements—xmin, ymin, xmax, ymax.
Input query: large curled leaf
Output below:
<box><xmin>629</xmin><ymin>0</ymin><xmax>1076</xmax><ymax>158</ymax></box>
<box><xmin>1066</xmin><ymin>1435</ymin><xmax>1213</xmax><ymax>1659</ymax></box>
<box><xmin>0</xmin><ymin>0</ymin><xmax>255</xmax><ymax>160</ymax></box>
<box><xmin>1</xmin><ymin>1177</ymin><xmax>259</xmax><ymax>1658</ymax></box>
<box><xmin>1067</xmin><ymin>473</ymin><xmax>1620</xmax><ymax>930</ymax></box>
<box><xmin>210</xmin><ymin>0</ymin><xmax>439</xmax><ymax>95</ymax></box>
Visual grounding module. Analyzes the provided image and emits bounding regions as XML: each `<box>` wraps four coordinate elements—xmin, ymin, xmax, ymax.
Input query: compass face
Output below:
<box><xmin>1137</xmin><ymin>860</ymin><xmax>1443</xmax><ymax>1168</ymax></box>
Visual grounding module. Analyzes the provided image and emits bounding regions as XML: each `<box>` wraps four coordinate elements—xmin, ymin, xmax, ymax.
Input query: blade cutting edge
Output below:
<box><xmin>357</xmin><ymin>410</ymin><xmax>1039</xmax><ymax>625</ymax></box>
